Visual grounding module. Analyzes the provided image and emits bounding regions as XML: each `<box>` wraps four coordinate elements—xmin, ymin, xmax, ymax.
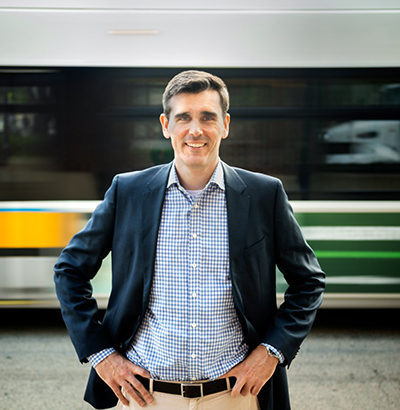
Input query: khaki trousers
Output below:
<box><xmin>116</xmin><ymin>387</ymin><xmax>260</xmax><ymax>410</ymax></box>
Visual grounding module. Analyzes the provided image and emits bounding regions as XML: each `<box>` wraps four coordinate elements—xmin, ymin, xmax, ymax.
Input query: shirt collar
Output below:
<box><xmin>167</xmin><ymin>160</ymin><xmax>225</xmax><ymax>191</ymax></box>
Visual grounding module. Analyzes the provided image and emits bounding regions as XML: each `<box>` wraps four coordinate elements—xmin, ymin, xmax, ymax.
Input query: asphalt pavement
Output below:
<box><xmin>0</xmin><ymin>309</ymin><xmax>399</xmax><ymax>410</ymax></box>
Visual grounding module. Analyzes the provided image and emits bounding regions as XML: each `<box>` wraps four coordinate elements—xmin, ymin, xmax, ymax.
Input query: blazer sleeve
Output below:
<box><xmin>262</xmin><ymin>180</ymin><xmax>325</xmax><ymax>365</ymax></box>
<box><xmin>54</xmin><ymin>175</ymin><xmax>119</xmax><ymax>362</ymax></box>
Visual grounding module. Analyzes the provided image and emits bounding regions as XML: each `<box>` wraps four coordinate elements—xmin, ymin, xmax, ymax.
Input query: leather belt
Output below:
<box><xmin>137</xmin><ymin>375</ymin><xmax>236</xmax><ymax>398</ymax></box>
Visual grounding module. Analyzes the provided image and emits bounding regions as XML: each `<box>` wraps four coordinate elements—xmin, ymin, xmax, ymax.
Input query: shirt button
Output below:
<box><xmin>191</xmin><ymin>323</ymin><xmax>197</xmax><ymax>328</ymax></box>
<box><xmin>192</xmin><ymin>263</ymin><xmax>197</xmax><ymax>268</ymax></box>
<box><xmin>191</xmin><ymin>354</ymin><xmax>197</xmax><ymax>359</ymax></box>
<box><xmin>192</xmin><ymin>292</ymin><xmax>197</xmax><ymax>298</ymax></box>
<box><xmin>191</xmin><ymin>377</ymin><xmax>197</xmax><ymax>381</ymax></box>
<box><xmin>192</xmin><ymin>233</ymin><xmax>198</xmax><ymax>239</ymax></box>
<box><xmin>193</xmin><ymin>204</ymin><xmax>199</xmax><ymax>209</ymax></box>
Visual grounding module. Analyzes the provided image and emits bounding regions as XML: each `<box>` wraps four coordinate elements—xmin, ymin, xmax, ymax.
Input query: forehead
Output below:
<box><xmin>169</xmin><ymin>90</ymin><xmax>223</xmax><ymax>115</ymax></box>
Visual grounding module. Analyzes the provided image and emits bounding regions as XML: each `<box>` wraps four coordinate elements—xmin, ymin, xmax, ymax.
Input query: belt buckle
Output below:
<box><xmin>181</xmin><ymin>383</ymin><xmax>204</xmax><ymax>398</ymax></box>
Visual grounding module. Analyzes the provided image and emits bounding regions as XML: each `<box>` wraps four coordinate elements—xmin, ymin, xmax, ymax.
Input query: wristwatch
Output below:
<box><xmin>265</xmin><ymin>345</ymin><xmax>280</xmax><ymax>361</ymax></box>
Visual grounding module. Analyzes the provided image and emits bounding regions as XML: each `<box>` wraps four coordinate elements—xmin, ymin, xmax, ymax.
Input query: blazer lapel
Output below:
<box><xmin>140</xmin><ymin>162</ymin><xmax>172</xmax><ymax>311</ymax></box>
<box><xmin>222</xmin><ymin>162</ymin><xmax>250</xmax><ymax>316</ymax></box>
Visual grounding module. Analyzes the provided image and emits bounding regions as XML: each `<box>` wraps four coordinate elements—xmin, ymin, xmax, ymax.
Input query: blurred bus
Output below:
<box><xmin>0</xmin><ymin>1</ymin><xmax>399</xmax><ymax>308</ymax></box>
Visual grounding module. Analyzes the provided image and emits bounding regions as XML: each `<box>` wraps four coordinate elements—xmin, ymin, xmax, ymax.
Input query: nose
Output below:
<box><xmin>189</xmin><ymin>120</ymin><xmax>203</xmax><ymax>137</ymax></box>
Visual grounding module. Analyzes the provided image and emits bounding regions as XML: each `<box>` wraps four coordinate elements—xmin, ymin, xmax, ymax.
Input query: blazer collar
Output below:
<box><xmin>146</xmin><ymin>162</ymin><xmax>173</xmax><ymax>191</ymax></box>
<box><xmin>221</xmin><ymin>161</ymin><xmax>246</xmax><ymax>194</ymax></box>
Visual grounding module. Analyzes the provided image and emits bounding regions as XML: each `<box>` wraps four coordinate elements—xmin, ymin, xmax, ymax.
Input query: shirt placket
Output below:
<box><xmin>187</xmin><ymin>194</ymin><xmax>202</xmax><ymax>381</ymax></box>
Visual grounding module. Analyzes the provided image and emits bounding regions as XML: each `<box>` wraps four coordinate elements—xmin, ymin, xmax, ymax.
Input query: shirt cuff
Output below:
<box><xmin>261</xmin><ymin>343</ymin><xmax>286</xmax><ymax>364</ymax></box>
<box><xmin>87</xmin><ymin>347</ymin><xmax>116</xmax><ymax>368</ymax></box>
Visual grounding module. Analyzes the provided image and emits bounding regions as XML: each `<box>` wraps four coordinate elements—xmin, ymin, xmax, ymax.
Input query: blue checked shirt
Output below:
<box><xmin>89</xmin><ymin>161</ymin><xmax>284</xmax><ymax>378</ymax></box>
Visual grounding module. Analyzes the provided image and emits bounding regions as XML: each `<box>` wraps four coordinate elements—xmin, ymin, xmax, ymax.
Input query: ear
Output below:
<box><xmin>160</xmin><ymin>113</ymin><xmax>170</xmax><ymax>139</ymax></box>
<box><xmin>222</xmin><ymin>113</ymin><xmax>230</xmax><ymax>140</ymax></box>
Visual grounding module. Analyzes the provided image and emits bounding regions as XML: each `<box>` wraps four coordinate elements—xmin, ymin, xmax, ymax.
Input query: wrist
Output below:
<box><xmin>88</xmin><ymin>347</ymin><xmax>116</xmax><ymax>368</ymax></box>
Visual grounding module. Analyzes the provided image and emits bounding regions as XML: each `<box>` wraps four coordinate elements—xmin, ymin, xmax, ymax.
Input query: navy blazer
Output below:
<box><xmin>54</xmin><ymin>162</ymin><xmax>325</xmax><ymax>410</ymax></box>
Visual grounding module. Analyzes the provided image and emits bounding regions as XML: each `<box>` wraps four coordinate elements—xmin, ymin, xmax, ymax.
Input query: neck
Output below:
<box><xmin>174</xmin><ymin>161</ymin><xmax>218</xmax><ymax>191</ymax></box>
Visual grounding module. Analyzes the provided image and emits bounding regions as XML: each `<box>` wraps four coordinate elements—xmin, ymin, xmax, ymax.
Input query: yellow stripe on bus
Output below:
<box><xmin>0</xmin><ymin>300</ymin><xmax>52</xmax><ymax>306</ymax></box>
<box><xmin>0</xmin><ymin>212</ymin><xmax>83</xmax><ymax>248</ymax></box>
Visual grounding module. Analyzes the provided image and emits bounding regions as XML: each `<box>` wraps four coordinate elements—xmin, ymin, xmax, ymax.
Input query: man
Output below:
<box><xmin>54</xmin><ymin>70</ymin><xmax>325</xmax><ymax>410</ymax></box>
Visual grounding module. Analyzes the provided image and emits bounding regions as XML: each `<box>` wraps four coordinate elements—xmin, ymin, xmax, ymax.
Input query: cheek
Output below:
<box><xmin>169</xmin><ymin>136</ymin><xmax>183</xmax><ymax>152</ymax></box>
<box><xmin>170</xmin><ymin>126</ymin><xmax>187</xmax><ymax>140</ymax></box>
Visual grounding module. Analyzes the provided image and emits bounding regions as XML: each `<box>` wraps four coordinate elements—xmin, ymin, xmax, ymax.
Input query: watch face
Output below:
<box><xmin>267</xmin><ymin>348</ymin><xmax>279</xmax><ymax>359</ymax></box>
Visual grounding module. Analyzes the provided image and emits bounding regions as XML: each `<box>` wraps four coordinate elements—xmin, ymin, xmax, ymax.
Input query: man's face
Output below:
<box><xmin>160</xmin><ymin>90</ymin><xmax>230</xmax><ymax>174</ymax></box>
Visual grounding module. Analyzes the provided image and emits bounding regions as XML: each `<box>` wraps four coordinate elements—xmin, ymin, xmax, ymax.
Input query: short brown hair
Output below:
<box><xmin>162</xmin><ymin>70</ymin><xmax>230</xmax><ymax>118</ymax></box>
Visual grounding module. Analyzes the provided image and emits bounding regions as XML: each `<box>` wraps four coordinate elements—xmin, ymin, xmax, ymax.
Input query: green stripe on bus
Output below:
<box><xmin>308</xmin><ymin>241</ymin><xmax>400</xmax><ymax>252</ymax></box>
<box><xmin>315</xmin><ymin>251</ymin><xmax>400</xmax><ymax>258</ymax></box>
<box><xmin>295</xmin><ymin>213</ymin><xmax>400</xmax><ymax>227</ymax></box>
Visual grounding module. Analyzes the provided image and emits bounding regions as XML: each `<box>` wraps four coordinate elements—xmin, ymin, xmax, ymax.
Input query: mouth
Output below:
<box><xmin>186</xmin><ymin>142</ymin><xmax>206</xmax><ymax>148</ymax></box>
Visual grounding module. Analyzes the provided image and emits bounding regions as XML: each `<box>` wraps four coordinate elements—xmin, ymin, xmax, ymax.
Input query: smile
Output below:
<box><xmin>186</xmin><ymin>142</ymin><xmax>206</xmax><ymax>148</ymax></box>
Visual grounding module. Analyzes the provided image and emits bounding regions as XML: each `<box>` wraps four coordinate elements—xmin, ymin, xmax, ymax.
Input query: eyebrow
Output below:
<box><xmin>174</xmin><ymin>112</ymin><xmax>191</xmax><ymax>120</ymax></box>
<box><xmin>174</xmin><ymin>111</ymin><xmax>218</xmax><ymax>119</ymax></box>
<box><xmin>201</xmin><ymin>111</ymin><xmax>218</xmax><ymax>118</ymax></box>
